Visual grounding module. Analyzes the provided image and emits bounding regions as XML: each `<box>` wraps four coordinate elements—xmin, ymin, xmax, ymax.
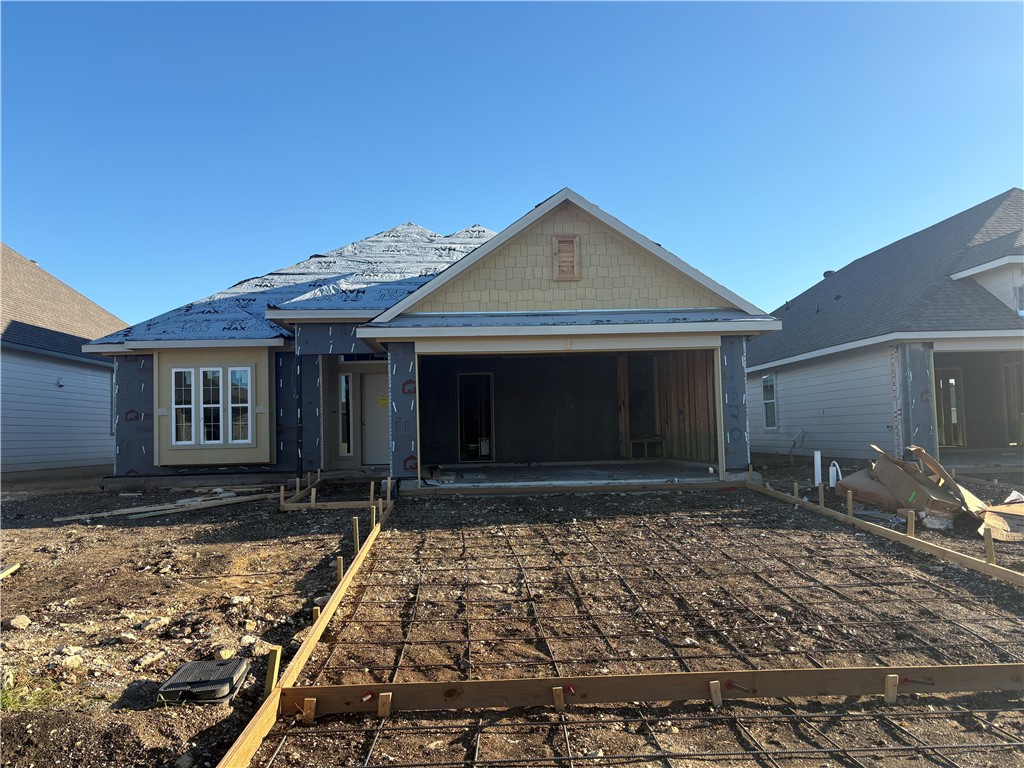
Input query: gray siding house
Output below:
<box><xmin>87</xmin><ymin>189</ymin><xmax>780</xmax><ymax>484</ymax></box>
<box><xmin>746</xmin><ymin>188</ymin><xmax>1024</xmax><ymax>463</ymax></box>
<box><xmin>1</xmin><ymin>244</ymin><xmax>127</xmax><ymax>473</ymax></box>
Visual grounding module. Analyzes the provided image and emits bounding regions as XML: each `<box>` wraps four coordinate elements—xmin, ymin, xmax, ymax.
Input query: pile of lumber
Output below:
<box><xmin>838</xmin><ymin>445</ymin><xmax>1022</xmax><ymax>542</ymax></box>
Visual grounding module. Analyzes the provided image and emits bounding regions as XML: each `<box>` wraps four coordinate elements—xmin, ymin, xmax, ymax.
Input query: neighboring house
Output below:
<box><xmin>746</xmin><ymin>188</ymin><xmax>1024</xmax><ymax>464</ymax></box>
<box><xmin>1</xmin><ymin>244</ymin><xmax>128</xmax><ymax>473</ymax></box>
<box><xmin>88</xmin><ymin>189</ymin><xmax>779</xmax><ymax>483</ymax></box>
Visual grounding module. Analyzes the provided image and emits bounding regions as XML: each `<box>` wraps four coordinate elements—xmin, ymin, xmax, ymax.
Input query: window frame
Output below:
<box><xmin>199</xmin><ymin>367</ymin><xmax>224</xmax><ymax>445</ymax></box>
<box><xmin>552</xmin><ymin>234</ymin><xmax>580</xmax><ymax>282</ymax></box>
<box><xmin>761</xmin><ymin>373</ymin><xmax>778</xmax><ymax>430</ymax></box>
<box><xmin>338</xmin><ymin>372</ymin><xmax>353</xmax><ymax>456</ymax></box>
<box><xmin>171</xmin><ymin>368</ymin><xmax>196</xmax><ymax>446</ymax></box>
<box><xmin>227</xmin><ymin>366</ymin><xmax>253</xmax><ymax>445</ymax></box>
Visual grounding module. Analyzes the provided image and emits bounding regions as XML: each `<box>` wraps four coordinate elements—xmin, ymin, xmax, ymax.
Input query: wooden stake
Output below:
<box><xmin>264</xmin><ymin>645</ymin><xmax>282</xmax><ymax>699</ymax></box>
<box><xmin>302</xmin><ymin>697</ymin><xmax>316</xmax><ymax>725</ymax></box>
<box><xmin>386</xmin><ymin>477</ymin><xmax>392</xmax><ymax>506</ymax></box>
<box><xmin>817</xmin><ymin>483</ymin><xmax>824</xmax><ymax>508</ymax></box>
<box><xmin>336</xmin><ymin>556</ymin><xmax>344</xmax><ymax>585</ymax></box>
<box><xmin>747</xmin><ymin>464</ymin><xmax>753</xmax><ymax>482</ymax></box>
<box><xmin>369</xmin><ymin>481</ymin><xmax>376</xmax><ymax>509</ymax></box>
<box><xmin>295</xmin><ymin>478</ymin><xmax>301</xmax><ymax>494</ymax></box>
<box><xmin>279</xmin><ymin>485</ymin><xmax>285</xmax><ymax>506</ymax></box>
<box><xmin>370</xmin><ymin>505</ymin><xmax>377</xmax><ymax>531</ymax></box>
<box><xmin>984</xmin><ymin>526</ymin><xmax>996</xmax><ymax>565</ymax></box>
<box><xmin>884</xmin><ymin>674</ymin><xmax>899</xmax><ymax>704</ymax></box>
<box><xmin>317</xmin><ymin>468</ymin><xmax>322</xmax><ymax>482</ymax></box>
<box><xmin>552</xmin><ymin>686</ymin><xmax>565</xmax><ymax>712</ymax></box>
<box><xmin>906</xmin><ymin>511</ymin><xmax>916</xmax><ymax>538</ymax></box>
<box><xmin>310</xmin><ymin>487</ymin><xmax>317</xmax><ymax>508</ymax></box>
<box><xmin>709</xmin><ymin>679</ymin><xmax>723</xmax><ymax>708</ymax></box>
<box><xmin>846</xmin><ymin>490</ymin><xmax>854</xmax><ymax>517</ymax></box>
<box><xmin>377</xmin><ymin>691</ymin><xmax>393</xmax><ymax>718</ymax></box>
<box><xmin>352</xmin><ymin>516</ymin><xmax>360</xmax><ymax>555</ymax></box>
<box><xmin>312</xmin><ymin>606</ymin><xmax>321</xmax><ymax>621</ymax></box>
<box><xmin>307</xmin><ymin>472</ymin><xmax>312</xmax><ymax>488</ymax></box>
<box><xmin>792</xmin><ymin>481</ymin><xmax>799</xmax><ymax>499</ymax></box>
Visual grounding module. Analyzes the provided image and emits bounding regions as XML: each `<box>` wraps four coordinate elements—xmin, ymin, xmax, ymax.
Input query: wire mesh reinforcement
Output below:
<box><xmin>263</xmin><ymin>491</ymin><xmax>1023</xmax><ymax>766</ymax></box>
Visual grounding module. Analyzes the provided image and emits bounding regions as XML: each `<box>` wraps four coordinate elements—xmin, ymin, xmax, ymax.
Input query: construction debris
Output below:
<box><xmin>837</xmin><ymin>444</ymin><xmax>1022</xmax><ymax>542</ymax></box>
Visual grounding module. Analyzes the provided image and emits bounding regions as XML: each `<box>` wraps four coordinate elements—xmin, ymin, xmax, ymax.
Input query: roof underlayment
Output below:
<box><xmin>90</xmin><ymin>223</ymin><xmax>496</xmax><ymax>344</ymax></box>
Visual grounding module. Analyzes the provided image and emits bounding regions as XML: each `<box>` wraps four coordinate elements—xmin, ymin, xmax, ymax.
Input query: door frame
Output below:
<box><xmin>935</xmin><ymin>366</ymin><xmax>966</xmax><ymax>448</ymax></box>
<box><xmin>456</xmin><ymin>372</ymin><xmax>495</xmax><ymax>463</ymax></box>
<box><xmin>321</xmin><ymin>359</ymin><xmax>388</xmax><ymax>469</ymax></box>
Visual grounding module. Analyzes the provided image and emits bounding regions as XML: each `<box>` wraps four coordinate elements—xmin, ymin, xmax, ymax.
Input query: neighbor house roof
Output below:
<box><xmin>89</xmin><ymin>223</ymin><xmax>495</xmax><ymax>347</ymax></box>
<box><xmin>1</xmin><ymin>243</ymin><xmax>126</xmax><ymax>360</ymax></box>
<box><xmin>747</xmin><ymin>188</ymin><xmax>1024</xmax><ymax>368</ymax></box>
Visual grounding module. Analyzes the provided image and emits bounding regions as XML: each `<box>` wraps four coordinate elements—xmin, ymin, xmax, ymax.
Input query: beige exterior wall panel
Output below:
<box><xmin>409</xmin><ymin>201</ymin><xmax>736</xmax><ymax>313</ymax></box>
<box><xmin>154</xmin><ymin>347</ymin><xmax>273</xmax><ymax>466</ymax></box>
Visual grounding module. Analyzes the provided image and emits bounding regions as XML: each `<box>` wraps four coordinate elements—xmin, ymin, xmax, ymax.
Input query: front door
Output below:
<box><xmin>935</xmin><ymin>368</ymin><xmax>965</xmax><ymax>447</ymax></box>
<box><xmin>361</xmin><ymin>372</ymin><xmax>390</xmax><ymax>465</ymax></box>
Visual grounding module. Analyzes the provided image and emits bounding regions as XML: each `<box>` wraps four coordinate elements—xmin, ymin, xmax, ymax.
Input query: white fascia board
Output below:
<box><xmin>264</xmin><ymin>310</ymin><xmax>376</xmax><ymax>321</ymax></box>
<box><xmin>358</xmin><ymin>319</ymin><xmax>780</xmax><ymax>341</ymax></box>
<box><xmin>950</xmin><ymin>254</ymin><xmax>1023</xmax><ymax>280</ymax></box>
<box><xmin>85</xmin><ymin>338</ymin><xmax>287</xmax><ymax>354</ymax></box>
<box><xmin>374</xmin><ymin>188</ymin><xmax>766</xmax><ymax>323</ymax></box>
<box><xmin>746</xmin><ymin>329</ymin><xmax>1024</xmax><ymax>373</ymax></box>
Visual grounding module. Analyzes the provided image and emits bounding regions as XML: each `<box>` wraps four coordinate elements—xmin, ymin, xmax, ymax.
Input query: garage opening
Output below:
<box><xmin>417</xmin><ymin>350</ymin><xmax>718</xmax><ymax>467</ymax></box>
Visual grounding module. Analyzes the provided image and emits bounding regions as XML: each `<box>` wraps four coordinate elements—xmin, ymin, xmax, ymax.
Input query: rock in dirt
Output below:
<box><xmin>60</xmin><ymin>655</ymin><xmax>84</xmax><ymax>669</ymax></box>
<box><xmin>139</xmin><ymin>617</ymin><xmax>170</xmax><ymax>632</ymax></box>
<box><xmin>174</xmin><ymin>755</ymin><xmax>195</xmax><ymax>768</ymax></box>
<box><xmin>116</xmin><ymin>632</ymin><xmax>138</xmax><ymax>645</ymax></box>
<box><xmin>4</xmin><ymin>614</ymin><xmax>32</xmax><ymax>630</ymax></box>
<box><xmin>313</xmin><ymin>595</ymin><xmax>330</xmax><ymax>608</ymax></box>
<box><xmin>239</xmin><ymin>635</ymin><xmax>258</xmax><ymax>647</ymax></box>
<box><xmin>214</xmin><ymin>648</ymin><xmax>234</xmax><ymax>660</ymax></box>
<box><xmin>135</xmin><ymin>650</ymin><xmax>166</xmax><ymax>668</ymax></box>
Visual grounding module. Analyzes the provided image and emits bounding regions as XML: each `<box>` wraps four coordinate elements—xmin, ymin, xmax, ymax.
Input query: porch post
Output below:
<box><xmin>899</xmin><ymin>342</ymin><xmax>938</xmax><ymax>458</ymax></box>
<box><xmin>387</xmin><ymin>342</ymin><xmax>418</xmax><ymax>480</ymax></box>
<box><xmin>718</xmin><ymin>336</ymin><xmax>751</xmax><ymax>473</ymax></box>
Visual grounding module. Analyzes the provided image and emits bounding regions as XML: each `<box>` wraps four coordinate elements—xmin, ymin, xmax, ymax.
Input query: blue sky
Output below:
<box><xmin>3</xmin><ymin>1</ymin><xmax>1022</xmax><ymax>327</ymax></box>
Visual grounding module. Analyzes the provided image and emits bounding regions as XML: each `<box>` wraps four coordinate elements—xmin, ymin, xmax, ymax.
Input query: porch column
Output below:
<box><xmin>899</xmin><ymin>342</ymin><xmax>938</xmax><ymax>457</ymax></box>
<box><xmin>719</xmin><ymin>336</ymin><xmax>750</xmax><ymax>471</ymax></box>
<box><xmin>387</xmin><ymin>342</ymin><xmax>418</xmax><ymax>479</ymax></box>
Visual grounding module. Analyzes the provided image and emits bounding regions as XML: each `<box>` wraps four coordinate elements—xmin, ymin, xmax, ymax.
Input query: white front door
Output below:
<box><xmin>361</xmin><ymin>372</ymin><xmax>390</xmax><ymax>465</ymax></box>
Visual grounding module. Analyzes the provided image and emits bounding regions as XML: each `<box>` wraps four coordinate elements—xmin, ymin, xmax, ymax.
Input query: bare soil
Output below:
<box><xmin>1</xmin><ymin>466</ymin><xmax>1021</xmax><ymax>768</ymax></box>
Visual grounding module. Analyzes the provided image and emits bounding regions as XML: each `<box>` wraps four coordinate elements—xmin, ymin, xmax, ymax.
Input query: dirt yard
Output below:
<box><xmin>1</xmin><ymin>470</ymin><xmax>1021</xmax><ymax>768</ymax></box>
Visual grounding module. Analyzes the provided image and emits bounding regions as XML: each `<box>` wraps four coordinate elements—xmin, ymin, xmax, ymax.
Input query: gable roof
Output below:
<box><xmin>747</xmin><ymin>188</ymin><xmax>1024</xmax><ymax>368</ymax></box>
<box><xmin>90</xmin><ymin>223</ymin><xmax>495</xmax><ymax>347</ymax></box>
<box><xmin>1</xmin><ymin>243</ymin><xmax>126</xmax><ymax>359</ymax></box>
<box><xmin>372</xmin><ymin>188</ymin><xmax>765</xmax><ymax>323</ymax></box>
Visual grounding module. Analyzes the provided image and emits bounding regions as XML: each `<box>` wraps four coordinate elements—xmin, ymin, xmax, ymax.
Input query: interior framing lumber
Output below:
<box><xmin>278</xmin><ymin>663</ymin><xmax>1024</xmax><ymax>716</ymax></box>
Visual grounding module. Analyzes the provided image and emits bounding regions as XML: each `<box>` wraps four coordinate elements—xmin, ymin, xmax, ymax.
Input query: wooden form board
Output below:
<box><xmin>407</xmin><ymin>481</ymin><xmax>741</xmax><ymax>497</ymax></box>
<box><xmin>215</xmin><ymin>496</ymin><xmax>394</xmax><ymax>768</ymax></box>
<box><xmin>746</xmin><ymin>482</ymin><xmax>1023</xmax><ymax>586</ymax></box>
<box><xmin>279</xmin><ymin>663</ymin><xmax>1023</xmax><ymax>716</ymax></box>
<box><xmin>54</xmin><ymin>493</ymin><xmax>276</xmax><ymax>522</ymax></box>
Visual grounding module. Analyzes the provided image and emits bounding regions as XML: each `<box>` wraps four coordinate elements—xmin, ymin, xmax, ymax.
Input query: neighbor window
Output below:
<box><xmin>762</xmin><ymin>373</ymin><xmax>778</xmax><ymax>429</ymax></box>
<box><xmin>172</xmin><ymin>369</ymin><xmax>195</xmax><ymax>445</ymax></box>
<box><xmin>170</xmin><ymin>365</ymin><xmax>253</xmax><ymax>447</ymax></box>
<box><xmin>228</xmin><ymin>367</ymin><xmax>251</xmax><ymax>443</ymax></box>
<box><xmin>553</xmin><ymin>235</ymin><xmax>580</xmax><ymax>281</ymax></box>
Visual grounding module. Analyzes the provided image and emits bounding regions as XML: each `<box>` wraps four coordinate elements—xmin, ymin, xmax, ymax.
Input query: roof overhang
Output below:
<box><xmin>85</xmin><ymin>338</ymin><xmax>288</xmax><ymax>354</ymax></box>
<box><xmin>950</xmin><ymin>254</ymin><xmax>1024</xmax><ymax>280</ymax></box>
<box><xmin>747</xmin><ymin>329</ymin><xmax>1024</xmax><ymax>372</ymax></box>
<box><xmin>373</xmin><ymin>188</ymin><xmax>766</xmax><ymax>323</ymax></box>
<box><xmin>359</xmin><ymin>319</ymin><xmax>780</xmax><ymax>342</ymax></box>
<box><xmin>2</xmin><ymin>339</ymin><xmax>115</xmax><ymax>367</ymax></box>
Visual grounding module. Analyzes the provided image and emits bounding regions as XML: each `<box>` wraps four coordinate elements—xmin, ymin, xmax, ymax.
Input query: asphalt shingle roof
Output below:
<box><xmin>747</xmin><ymin>188</ymin><xmax>1024</xmax><ymax>367</ymax></box>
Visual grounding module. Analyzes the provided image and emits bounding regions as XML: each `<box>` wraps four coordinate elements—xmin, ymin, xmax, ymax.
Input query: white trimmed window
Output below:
<box><xmin>552</xmin><ymin>234</ymin><xmax>580</xmax><ymax>281</ymax></box>
<box><xmin>762</xmin><ymin>373</ymin><xmax>778</xmax><ymax>429</ymax></box>
<box><xmin>200</xmin><ymin>368</ymin><xmax>223</xmax><ymax>444</ymax></box>
<box><xmin>228</xmin><ymin>367</ymin><xmax>252</xmax><ymax>444</ymax></box>
<box><xmin>172</xmin><ymin>369</ymin><xmax>195</xmax><ymax>445</ymax></box>
<box><xmin>171</xmin><ymin>365</ymin><xmax>253</xmax><ymax>447</ymax></box>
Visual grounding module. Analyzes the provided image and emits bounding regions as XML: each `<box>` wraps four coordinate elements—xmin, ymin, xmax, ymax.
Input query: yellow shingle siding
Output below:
<box><xmin>408</xmin><ymin>202</ymin><xmax>732</xmax><ymax>313</ymax></box>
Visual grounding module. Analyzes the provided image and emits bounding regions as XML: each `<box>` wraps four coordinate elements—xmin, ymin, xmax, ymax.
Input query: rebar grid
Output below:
<box><xmin>300</xmin><ymin>498</ymin><xmax>1021</xmax><ymax>687</ymax></box>
<box><xmin>257</xmin><ymin>704</ymin><xmax>1024</xmax><ymax>767</ymax></box>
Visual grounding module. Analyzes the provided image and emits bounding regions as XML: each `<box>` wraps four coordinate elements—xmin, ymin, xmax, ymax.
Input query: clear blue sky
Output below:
<box><xmin>3</xmin><ymin>1</ymin><xmax>1022</xmax><ymax>327</ymax></box>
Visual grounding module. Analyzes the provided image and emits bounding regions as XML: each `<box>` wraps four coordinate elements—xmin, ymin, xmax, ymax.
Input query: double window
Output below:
<box><xmin>171</xmin><ymin>366</ymin><xmax>252</xmax><ymax>445</ymax></box>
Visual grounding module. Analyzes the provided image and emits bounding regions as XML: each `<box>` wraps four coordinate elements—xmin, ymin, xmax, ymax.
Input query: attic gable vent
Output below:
<box><xmin>552</xmin><ymin>235</ymin><xmax>580</xmax><ymax>282</ymax></box>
